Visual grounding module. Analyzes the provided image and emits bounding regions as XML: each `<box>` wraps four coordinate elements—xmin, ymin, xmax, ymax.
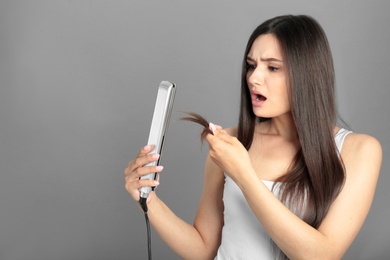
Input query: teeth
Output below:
<box><xmin>255</xmin><ymin>94</ymin><xmax>266</xmax><ymax>101</ymax></box>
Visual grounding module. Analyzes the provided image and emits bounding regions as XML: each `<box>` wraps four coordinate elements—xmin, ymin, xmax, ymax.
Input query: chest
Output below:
<box><xmin>248</xmin><ymin>135</ymin><xmax>299</xmax><ymax>181</ymax></box>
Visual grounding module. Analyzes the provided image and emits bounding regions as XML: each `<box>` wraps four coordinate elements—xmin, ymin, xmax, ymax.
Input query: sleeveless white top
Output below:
<box><xmin>215</xmin><ymin>128</ymin><xmax>352</xmax><ymax>259</ymax></box>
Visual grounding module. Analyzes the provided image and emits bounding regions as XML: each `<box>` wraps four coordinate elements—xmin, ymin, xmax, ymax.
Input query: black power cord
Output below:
<box><xmin>139</xmin><ymin>197</ymin><xmax>152</xmax><ymax>260</ymax></box>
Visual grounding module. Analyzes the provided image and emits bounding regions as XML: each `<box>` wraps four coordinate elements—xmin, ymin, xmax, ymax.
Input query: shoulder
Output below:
<box><xmin>318</xmin><ymin>132</ymin><xmax>382</xmax><ymax>254</ymax></box>
<box><xmin>342</xmin><ymin>132</ymin><xmax>382</xmax><ymax>158</ymax></box>
<box><xmin>341</xmin><ymin>132</ymin><xmax>382</xmax><ymax>178</ymax></box>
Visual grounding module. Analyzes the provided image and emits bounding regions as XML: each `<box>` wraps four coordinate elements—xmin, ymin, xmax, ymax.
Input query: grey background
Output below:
<box><xmin>0</xmin><ymin>1</ymin><xmax>389</xmax><ymax>259</ymax></box>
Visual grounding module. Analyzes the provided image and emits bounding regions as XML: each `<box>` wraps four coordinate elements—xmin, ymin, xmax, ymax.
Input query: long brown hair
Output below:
<box><xmin>240</xmin><ymin>15</ymin><xmax>345</xmax><ymax>259</ymax></box>
<box><xmin>183</xmin><ymin>15</ymin><xmax>345</xmax><ymax>259</ymax></box>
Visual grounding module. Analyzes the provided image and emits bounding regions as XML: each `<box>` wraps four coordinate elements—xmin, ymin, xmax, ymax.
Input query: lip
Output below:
<box><xmin>250</xmin><ymin>89</ymin><xmax>267</xmax><ymax>106</ymax></box>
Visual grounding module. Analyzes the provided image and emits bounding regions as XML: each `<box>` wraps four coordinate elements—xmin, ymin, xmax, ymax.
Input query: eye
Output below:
<box><xmin>245</xmin><ymin>63</ymin><xmax>256</xmax><ymax>71</ymax></box>
<box><xmin>268</xmin><ymin>66</ymin><xmax>279</xmax><ymax>72</ymax></box>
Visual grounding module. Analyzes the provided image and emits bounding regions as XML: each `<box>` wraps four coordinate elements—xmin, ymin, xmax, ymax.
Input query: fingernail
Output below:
<box><xmin>156</xmin><ymin>166</ymin><xmax>164</xmax><ymax>171</ymax></box>
<box><xmin>143</xmin><ymin>145</ymin><xmax>151</xmax><ymax>150</ymax></box>
<box><xmin>152</xmin><ymin>154</ymin><xmax>160</xmax><ymax>160</ymax></box>
<box><xmin>154</xmin><ymin>181</ymin><xmax>160</xmax><ymax>186</ymax></box>
<box><xmin>209</xmin><ymin>122</ymin><xmax>217</xmax><ymax>134</ymax></box>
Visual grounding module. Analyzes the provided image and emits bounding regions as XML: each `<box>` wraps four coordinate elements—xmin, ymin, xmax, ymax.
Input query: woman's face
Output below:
<box><xmin>246</xmin><ymin>34</ymin><xmax>290</xmax><ymax>119</ymax></box>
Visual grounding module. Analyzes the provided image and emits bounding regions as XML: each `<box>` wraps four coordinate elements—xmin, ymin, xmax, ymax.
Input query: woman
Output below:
<box><xmin>125</xmin><ymin>15</ymin><xmax>382</xmax><ymax>259</ymax></box>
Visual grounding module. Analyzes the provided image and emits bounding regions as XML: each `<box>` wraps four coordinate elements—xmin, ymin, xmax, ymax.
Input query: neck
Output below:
<box><xmin>257</xmin><ymin>113</ymin><xmax>298</xmax><ymax>142</ymax></box>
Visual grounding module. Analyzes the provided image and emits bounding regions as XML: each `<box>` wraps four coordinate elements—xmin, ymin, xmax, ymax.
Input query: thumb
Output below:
<box><xmin>209</xmin><ymin>122</ymin><xmax>223</xmax><ymax>134</ymax></box>
<box><xmin>209</xmin><ymin>122</ymin><xmax>233</xmax><ymax>143</ymax></box>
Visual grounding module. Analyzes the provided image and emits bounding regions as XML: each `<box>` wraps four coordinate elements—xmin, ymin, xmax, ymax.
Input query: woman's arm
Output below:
<box><xmin>206</xmin><ymin>130</ymin><xmax>382</xmax><ymax>259</ymax></box>
<box><xmin>125</xmin><ymin>146</ymin><xmax>224</xmax><ymax>259</ymax></box>
<box><xmin>147</xmin><ymin>154</ymin><xmax>224</xmax><ymax>259</ymax></box>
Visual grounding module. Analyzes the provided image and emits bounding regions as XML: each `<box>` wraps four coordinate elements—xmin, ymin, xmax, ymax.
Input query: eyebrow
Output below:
<box><xmin>246</xmin><ymin>56</ymin><xmax>283</xmax><ymax>63</ymax></box>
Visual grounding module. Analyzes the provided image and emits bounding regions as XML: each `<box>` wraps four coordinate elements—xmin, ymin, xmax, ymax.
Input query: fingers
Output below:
<box><xmin>126</xmin><ymin>176</ymin><xmax>160</xmax><ymax>192</ymax></box>
<box><xmin>207</xmin><ymin>122</ymin><xmax>234</xmax><ymax>144</ymax></box>
<box><xmin>128</xmin><ymin>146</ymin><xmax>159</xmax><ymax>172</ymax></box>
<box><xmin>125</xmin><ymin>152</ymin><xmax>163</xmax><ymax>180</ymax></box>
<box><xmin>125</xmin><ymin>177</ymin><xmax>160</xmax><ymax>202</ymax></box>
<box><xmin>209</xmin><ymin>122</ymin><xmax>222</xmax><ymax>134</ymax></box>
<box><xmin>136</xmin><ymin>145</ymin><xmax>155</xmax><ymax>159</ymax></box>
<box><xmin>124</xmin><ymin>145</ymin><xmax>165</xmax><ymax>201</ymax></box>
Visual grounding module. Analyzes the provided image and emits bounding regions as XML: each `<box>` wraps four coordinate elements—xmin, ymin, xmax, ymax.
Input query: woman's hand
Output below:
<box><xmin>205</xmin><ymin>123</ymin><xmax>254</xmax><ymax>183</ymax></box>
<box><xmin>124</xmin><ymin>145</ymin><xmax>163</xmax><ymax>203</ymax></box>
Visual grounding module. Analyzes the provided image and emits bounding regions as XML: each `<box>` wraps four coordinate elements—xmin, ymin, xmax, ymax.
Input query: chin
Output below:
<box><xmin>252</xmin><ymin>107</ymin><xmax>269</xmax><ymax>118</ymax></box>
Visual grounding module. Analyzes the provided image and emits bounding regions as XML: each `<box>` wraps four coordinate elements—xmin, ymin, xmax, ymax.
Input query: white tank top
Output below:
<box><xmin>215</xmin><ymin>128</ymin><xmax>352</xmax><ymax>259</ymax></box>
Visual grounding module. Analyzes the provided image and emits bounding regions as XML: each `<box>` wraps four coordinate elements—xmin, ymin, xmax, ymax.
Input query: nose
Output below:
<box><xmin>247</xmin><ymin>67</ymin><xmax>265</xmax><ymax>86</ymax></box>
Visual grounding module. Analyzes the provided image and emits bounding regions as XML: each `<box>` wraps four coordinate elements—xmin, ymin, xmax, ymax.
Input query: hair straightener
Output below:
<box><xmin>139</xmin><ymin>80</ymin><xmax>176</xmax><ymax>207</ymax></box>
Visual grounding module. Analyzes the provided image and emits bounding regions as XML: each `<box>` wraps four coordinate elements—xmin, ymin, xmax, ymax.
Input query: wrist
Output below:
<box><xmin>145</xmin><ymin>192</ymin><xmax>160</xmax><ymax>213</ymax></box>
<box><xmin>235</xmin><ymin>167</ymin><xmax>258</xmax><ymax>190</ymax></box>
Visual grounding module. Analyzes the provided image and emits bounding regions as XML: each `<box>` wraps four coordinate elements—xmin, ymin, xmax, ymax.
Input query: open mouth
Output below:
<box><xmin>255</xmin><ymin>93</ymin><xmax>266</xmax><ymax>101</ymax></box>
<box><xmin>251</xmin><ymin>90</ymin><xmax>267</xmax><ymax>106</ymax></box>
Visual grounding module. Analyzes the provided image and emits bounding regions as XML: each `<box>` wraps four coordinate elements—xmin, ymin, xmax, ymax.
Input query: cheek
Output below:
<box><xmin>245</xmin><ymin>72</ymin><xmax>251</xmax><ymax>85</ymax></box>
<box><xmin>274</xmin><ymin>81</ymin><xmax>290</xmax><ymax>104</ymax></box>
<box><xmin>282</xmin><ymin>91</ymin><xmax>291</xmax><ymax>111</ymax></box>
